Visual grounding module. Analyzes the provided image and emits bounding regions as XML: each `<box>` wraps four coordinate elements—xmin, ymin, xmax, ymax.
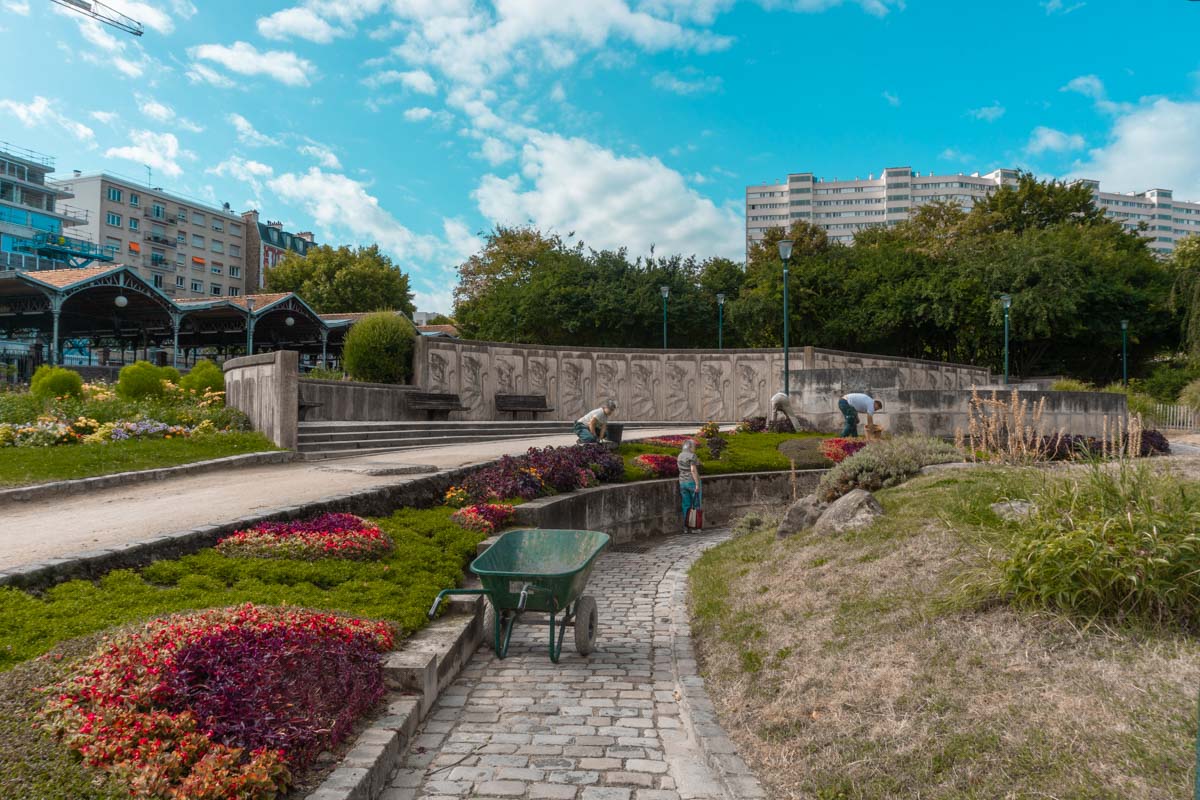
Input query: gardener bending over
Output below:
<box><xmin>677</xmin><ymin>439</ymin><xmax>701</xmax><ymax>534</ymax></box>
<box><xmin>574</xmin><ymin>399</ymin><xmax>617</xmax><ymax>444</ymax></box>
<box><xmin>838</xmin><ymin>392</ymin><xmax>882</xmax><ymax>437</ymax></box>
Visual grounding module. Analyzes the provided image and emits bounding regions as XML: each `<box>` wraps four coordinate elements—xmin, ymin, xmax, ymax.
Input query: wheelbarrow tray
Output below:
<box><xmin>471</xmin><ymin>529</ymin><xmax>610</xmax><ymax>614</ymax></box>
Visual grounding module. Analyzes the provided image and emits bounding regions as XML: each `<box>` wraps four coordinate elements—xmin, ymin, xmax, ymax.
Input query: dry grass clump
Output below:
<box><xmin>690</xmin><ymin>470</ymin><xmax>1200</xmax><ymax>800</ymax></box>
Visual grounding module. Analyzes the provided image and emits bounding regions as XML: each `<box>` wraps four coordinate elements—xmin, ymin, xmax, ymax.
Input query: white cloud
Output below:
<box><xmin>137</xmin><ymin>96</ymin><xmax>204</xmax><ymax>132</ymax></box>
<box><xmin>298</xmin><ymin>143</ymin><xmax>342</xmax><ymax>170</ymax></box>
<box><xmin>90</xmin><ymin>110</ymin><xmax>118</xmax><ymax>124</ymax></box>
<box><xmin>1060</xmin><ymin>74</ymin><xmax>1131</xmax><ymax>114</ymax></box>
<box><xmin>2</xmin><ymin>1</ymin><xmax>30</xmax><ymax>15</ymax></box>
<box><xmin>550</xmin><ymin>82</ymin><xmax>566</xmax><ymax>102</ymax></box>
<box><xmin>478</xmin><ymin>136</ymin><xmax>516</xmax><ymax>165</ymax></box>
<box><xmin>939</xmin><ymin>147</ymin><xmax>974</xmax><ymax>163</ymax></box>
<box><xmin>1025</xmin><ymin>126</ymin><xmax>1085</xmax><ymax>155</ymax></box>
<box><xmin>882</xmin><ymin>90</ymin><xmax>900</xmax><ymax>107</ymax></box>
<box><xmin>403</xmin><ymin>106</ymin><xmax>434</xmax><ymax>121</ymax></box>
<box><xmin>363</xmin><ymin>69</ymin><xmax>437</xmax><ymax>93</ymax></box>
<box><xmin>189</xmin><ymin>41</ymin><xmax>316</xmax><ymax>87</ymax></box>
<box><xmin>1071</xmin><ymin>99</ymin><xmax>1200</xmax><ymax>201</ymax></box>
<box><xmin>967</xmin><ymin>102</ymin><xmax>1005</xmax><ymax>122</ymax></box>
<box><xmin>257</xmin><ymin>7</ymin><xmax>344</xmax><ymax>43</ymax></box>
<box><xmin>652</xmin><ymin>71</ymin><xmax>722</xmax><ymax>95</ymax></box>
<box><xmin>68</xmin><ymin>16</ymin><xmax>152</xmax><ymax>77</ymax></box>
<box><xmin>207</xmin><ymin>155</ymin><xmax>275</xmax><ymax>204</ymax></box>
<box><xmin>186</xmin><ymin>62</ymin><xmax>236</xmax><ymax>88</ymax></box>
<box><xmin>1042</xmin><ymin>0</ymin><xmax>1085</xmax><ymax>14</ymax></box>
<box><xmin>473</xmin><ymin>131</ymin><xmax>743</xmax><ymax>260</ymax></box>
<box><xmin>103</xmin><ymin>0</ymin><xmax>176</xmax><ymax>34</ymax></box>
<box><xmin>0</xmin><ymin>96</ymin><xmax>95</xmax><ymax>146</ymax></box>
<box><xmin>105</xmin><ymin>130</ymin><xmax>191</xmax><ymax>178</ymax></box>
<box><xmin>227</xmin><ymin>113</ymin><xmax>279</xmax><ymax>146</ymax></box>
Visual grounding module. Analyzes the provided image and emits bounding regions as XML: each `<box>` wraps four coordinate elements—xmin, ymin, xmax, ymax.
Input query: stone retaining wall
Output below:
<box><xmin>224</xmin><ymin>350</ymin><xmax>299</xmax><ymax>448</ymax></box>
<box><xmin>299</xmin><ymin>378</ymin><xmax>417</xmax><ymax>421</ymax></box>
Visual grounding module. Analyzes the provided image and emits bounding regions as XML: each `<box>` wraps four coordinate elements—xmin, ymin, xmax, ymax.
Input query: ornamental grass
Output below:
<box><xmin>41</xmin><ymin>604</ymin><xmax>394</xmax><ymax>800</ymax></box>
<box><xmin>215</xmin><ymin>514</ymin><xmax>393</xmax><ymax>561</ymax></box>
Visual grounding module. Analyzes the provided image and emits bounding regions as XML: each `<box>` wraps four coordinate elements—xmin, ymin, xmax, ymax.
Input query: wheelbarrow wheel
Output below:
<box><xmin>481</xmin><ymin>598</ymin><xmax>497</xmax><ymax>651</ymax></box>
<box><xmin>573</xmin><ymin>595</ymin><xmax>598</xmax><ymax>655</ymax></box>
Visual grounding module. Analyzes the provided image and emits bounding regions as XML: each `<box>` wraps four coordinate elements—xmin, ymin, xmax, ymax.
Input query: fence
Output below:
<box><xmin>1152</xmin><ymin>403</ymin><xmax>1200</xmax><ymax>430</ymax></box>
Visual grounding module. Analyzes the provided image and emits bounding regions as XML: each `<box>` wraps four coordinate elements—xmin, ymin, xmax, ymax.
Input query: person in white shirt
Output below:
<box><xmin>838</xmin><ymin>392</ymin><xmax>882</xmax><ymax>437</ymax></box>
<box><xmin>574</xmin><ymin>400</ymin><xmax>617</xmax><ymax>443</ymax></box>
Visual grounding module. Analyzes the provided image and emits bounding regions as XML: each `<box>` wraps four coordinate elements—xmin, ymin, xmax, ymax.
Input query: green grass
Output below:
<box><xmin>0</xmin><ymin>432</ymin><xmax>277</xmax><ymax>488</ymax></box>
<box><xmin>620</xmin><ymin>432</ymin><xmax>829</xmax><ymax>480</ymax></box>
<box><xmin>0</xmin><ymin>507</ymin><xmax>482</xmax><ymax>672</ymax></box>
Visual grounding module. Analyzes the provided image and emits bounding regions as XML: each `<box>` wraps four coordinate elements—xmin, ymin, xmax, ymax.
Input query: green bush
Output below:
<box><xmin>1180</xmin><ymin>378</ymin><xmax>1200</xmax><ymax>412</ymax></box>
<box><xmin>816</xmin><ymin>436</ymin><xmax>961</xmax><ymax>502</ymax></box>
<box><xmin>342</xmin><ymin>312</ymin><xmax>416</xmax><ymax>384</ymax></box>
<box><xmin>116</xmin><ymin>360</ymin><xmax>176</xmax><ymax>400</ymax></box>
<box><xmin>179</xmin><ymin>359</ymin><xmax>224</xmax><ymax>395</ymax></box>
<box><xmin>998</xmin><ymin>463</ymin><xmax>1200</xmax><ymax>623</ymax></box>
<box><xmin>1050</xmin><ymin>378</ymin><xmax>1092</xmax><ymax>392</ymax></box>
<box><xmin>29</xmin><ymin>366</ymin><xmax>82</xmax><ymax>401</ymax></box>
<box><xmin>1133</xmin><ymin>360</ymin><xmax>1200</xmax><ymax>404</ymax></box>
<box><xmin>1099</xmin><ymin>383</ymin><xmax>1156</xmax><ymax>420</ymax></box>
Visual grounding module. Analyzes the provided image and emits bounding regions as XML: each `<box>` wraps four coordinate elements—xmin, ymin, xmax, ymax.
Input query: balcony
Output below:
<box><xmin>143</xmin><ymin>233</ymin><xmax>176</xmax><ymax>248</ymax></box>
<box><xmin>147</xmin><ymin>210</ymin><xmax>176</xmax><ymax>225</ymax></box>
<box><xmin>17</xmin><ymin>232</ymin><xmax>116</xmax><ymax>264</ymax></box>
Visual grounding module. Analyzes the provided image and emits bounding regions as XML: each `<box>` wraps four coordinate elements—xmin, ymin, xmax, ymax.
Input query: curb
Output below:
<box><xmin>0</xmin><ymin>450</ymin><xmax>295</xmax><ymax>507</ymax></box>
<box><xmin>305</xmin><ymin>595</ymin><xmax>485</xmax><ymax>800</ymax></box>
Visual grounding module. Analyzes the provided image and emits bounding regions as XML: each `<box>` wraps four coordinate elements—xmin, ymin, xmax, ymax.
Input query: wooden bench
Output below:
<box><xmin>495</xmin><ymin>393</ymin><xmax>555</xmax><ymax>419</ymax></box>
<box><xmin>408</xmin><ymin>391</ymin><xmax>468</xmax><ymax>420</ymax></box>
<box><xmin>297</xmin><ymin>399</ymin><xmax>324</xmax><ymax>422</ymax></box>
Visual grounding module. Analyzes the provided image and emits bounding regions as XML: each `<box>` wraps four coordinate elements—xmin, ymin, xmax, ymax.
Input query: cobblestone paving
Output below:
<box><xmin>384</xmin><ymin>531</ymin><xmax>762</xmax><ymax>800</ymax></box>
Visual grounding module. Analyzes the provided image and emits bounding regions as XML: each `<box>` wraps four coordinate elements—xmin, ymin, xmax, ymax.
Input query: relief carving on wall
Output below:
<box><xmin>595</xmin><ymin>360</ymin><xmax>623</xmax><ymax>407</ymax></box>
<box><xmin>701</xmin><ymin>362</ymin><xmax>729</xmax><ymax>420</ymax></box>
<box><xmin>528</xmin><ymin>358</ymin><xmax>550</xmax><ymax>394</ymax></box>
<box><xmin>428</xmin><ymin>351</ymin><xmax>452</xmax><ymax>392</ymax></box>
<box><xmin>631</xmin><ymin>361</ymin><xmax>659</xmax><ymax>420</ymax></box>
<box><xmin>495</xmin><ymin>356</ymin><xmax>518</xmax><ymax>395</ymax></box>
<box><xmin>665</xmin><ymin>362</ymin><xmax>696</xmax><ymax>421</ymax></box>
<box><xmin>737</xmin><ymin>362</ymin><xmax>767</xmax><ymax>418</ymax></box>
<box><xmin>561</xmin><ymin>360</ymin><xmax>592</xmax><ymax>420</ymax></box>
<box><xmin>461</xmin><ymin>354</ymin><xmax>486</xmax><ymax>414</ymax></box>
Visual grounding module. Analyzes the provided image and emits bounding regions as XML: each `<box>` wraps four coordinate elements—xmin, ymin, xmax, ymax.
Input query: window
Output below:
<box><xmin>211</xmin><ymin>265</ymin><xmax>223</xmax><ymax>275</ymax></box>
<box><xmin>211</xmin><ymin>240</ymin><xmax>224</xmax><ymax>254</ymax></box>
<box><xmin>228</xmin><ymin>287</ymin><xmax>240</xmax><ymax>297</ymax></box>
<box><xmin>191</xmin><ymin>256</ymin><xmax>206</xmax><ymax>265</ymax></box>
<box><xmin>151</xmin><ymin>203</ymin><xmax>165</xmax><ymax>219</ymax></box>
<box><xmin>175</xmin><ymin>275</ymin><xmax>185</xmax><ymax>287</ymax></box>
<box><xmin>128</xmin><ymin>242</ymin><xmax>140</xmax><ymax>254</ymax></box>
<box><xmin>129</xmin><ymin>193</ymin><xmax>140</xmax><ymax>207</ymax></box>
<box><xmin>229</xmin><ymin>265</ymin><xmax>241</xmax><ymax>278</ymax></box>
<box><xmin>210</xmin><ymin>284</ymin><xmax>223</xmax><ymax>296</ymax></box>
<box><xmin>192</xmin><ymin>234</ymin><xmax>204</xmax><ymax>248</ymax></box>
<box><xmin>104</xmin><ymin>235</ymin><xmax>121</xmax><ymax>253</ymax></box>
<box><xmin>106</xmin><ymin>212</ymin><xmax>122</xmax><ymax>227</ymax></box>
<box><xmin>212</xmin><ymin>220</ymin><xmax>223</xmax><ymax>232</ymax></box>
<box><xmin>175</xmin><ymin>252</ymin><xmax>185</xmax><ymax>266</ymax></box>
<box><xmin>106</xmin><ymin>187</ymin><xmax>123</xmax><ymax>202</ymax></box>
<box><xmin>229</xmin><ymin>223</ymin><xmax>240</xmax><ymax>235</ymax></box>
<box><xmin>177</xmin><ymin>208</ymin><xmax>187</xmax><ymax>222</ymax></box>
<box><xmin>229</xmin><ymin>244</ymin><xmax>240</xmax><ymax>257</ymax></box>
<box><xmin>191</xmin><ymin>280</ymin><xmax>203</xmax><ymax>292</ymax></box>
<box><xmin>128</xmin><ymin>218</ymin><xmax>139</xmax><ymax>231</ymax></box>
<box><xmin>193</xmin><ymin>212</ymin><xmax>206</xmax><ymax>226</ymax></box>
<box><xmin>152</xmin><ymin>274</ymin><xmax>163</xmax><ymax>288</ymax></box>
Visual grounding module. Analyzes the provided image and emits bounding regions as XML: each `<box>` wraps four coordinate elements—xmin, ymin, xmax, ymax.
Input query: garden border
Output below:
<box><xmin>0</xmin><ymin>450</ymin><xmax>294</xmax><ymax>507</ymax></box>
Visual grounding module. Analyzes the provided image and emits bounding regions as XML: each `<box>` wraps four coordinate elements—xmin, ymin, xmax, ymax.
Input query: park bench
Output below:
<box><xmin>408</xmin><ymin>391</ymin><xmax>468</xmax><ymax>420</ymax></box>
<box><xmin>495</xmin><ymin>393</ymin><xmax>555</xmax><ymax>419</ymax></box>
<box><xmin>297</xmin><ymin>399</ymin><xmax>324</xmax><ymax>422</ymax></box>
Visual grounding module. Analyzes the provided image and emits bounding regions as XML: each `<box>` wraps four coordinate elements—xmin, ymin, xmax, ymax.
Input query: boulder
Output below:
<box><xmin>991</xmin><ymin>500</ymin><xmax>1036</xmax><ymax>522</ymax></box>
<box><xmin>777</xmin><ymin>494</ymin><xmax>828</xmax><ymax>539</ymax></box>
<box><xmin>813</xmin><ymin>489</ymin><xmax>883</xmax><ymax>536</ymax></box>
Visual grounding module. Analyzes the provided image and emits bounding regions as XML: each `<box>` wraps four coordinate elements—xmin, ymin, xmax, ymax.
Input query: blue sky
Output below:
<box><xmin>2</xmin><ymin>0</ymin><xmax>1199</xmax><ymax>313</ymax></box>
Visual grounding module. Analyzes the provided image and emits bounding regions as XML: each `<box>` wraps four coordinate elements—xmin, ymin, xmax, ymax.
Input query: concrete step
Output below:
<box><xmin>297</xmin><ymin>426</ymin><xmax>570</xmax><ymax>444</ymax></box>
<box><xmin>296</xmin><ymin>432</ymin><xmax>568</xmax><ymax>454</ymax></box>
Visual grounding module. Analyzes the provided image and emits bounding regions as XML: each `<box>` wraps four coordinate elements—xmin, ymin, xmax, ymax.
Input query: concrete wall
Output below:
<box><xmin>299</xmin><ymin>378</ymin><xmax>416</xmax><ymax>421</ymax></box>
<box><xmin>413</xmin><ymin>337</ymin><xmax>990</xmax><ymax>423</ymax></box>
<box><xmin>512</xmin><ymin>470</ymin><xmax>824</xmax><ymax>544</ymax></box>
<box><xmin>224</xmin><ymin>350</ymin><xmax>299</xmax><ymax>448</ymax></box>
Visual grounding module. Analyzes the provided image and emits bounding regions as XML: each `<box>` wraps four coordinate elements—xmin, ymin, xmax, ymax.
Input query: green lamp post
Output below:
<box><xmin>716</xmin><ymin>292</ymin><xmax>726</xmax><ymax>350</ymax></box>
<box><xmin>1000</xmin><ymin>293</ymin><xmax>1012</xmax><ymax>385</ymax></box>
<box><xmin>1121</xmin><ymin>319</ymin><xmax>1129</xmax><ymax>386</ymax></box>
<box><xmin>660</xmin><ymin>285</ymin><xmax>669</xmax><ymax>349</ymax></box>
<box><xmin>778</xmin><ymin>239</ymin><xmax>793</xmax><ymax>395</ymax></box>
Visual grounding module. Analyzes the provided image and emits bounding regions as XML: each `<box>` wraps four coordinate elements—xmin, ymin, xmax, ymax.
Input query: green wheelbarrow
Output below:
<box><xmin>428</xmin><ymin>529</ymin><xmax>610</xmax><ymax>663</ymax></box>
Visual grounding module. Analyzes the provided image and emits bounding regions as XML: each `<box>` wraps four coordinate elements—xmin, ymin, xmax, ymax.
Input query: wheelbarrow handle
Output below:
<box><xmin>428</xmin><ymin>588</ymin><xmax>489</xmax><ymax>619</ymax></box>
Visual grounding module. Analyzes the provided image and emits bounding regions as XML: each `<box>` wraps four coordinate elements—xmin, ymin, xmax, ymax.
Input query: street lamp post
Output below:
<box><xmin>778</xmin><ymin>240</ymin><xmax>793</xmax><ymax>395</ymax></box>
<box><xmin>1000</xmin><ymin>293</ymin><xmax>1012</xmax><ymax>385</ymax></box>
<box><xmin>660</xmin><ymin>286</ymin><xmax>669</xmax><ymax>349</ymax></box>
<box><xmin>1121</xmin><ymin>319</ymin><xmax>1129</xmax><ymax>386</ymax></box>
<box><xmin>245</xmin><ymin>297</ymin><xmax>256</xmax><ymax>355</ymax></box>
<box><xmin>716</xmin><ymin>293</ymin><xmax>726</xmax><ymax>350</ymax></box>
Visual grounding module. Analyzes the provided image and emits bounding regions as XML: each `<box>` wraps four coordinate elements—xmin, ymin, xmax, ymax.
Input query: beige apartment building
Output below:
<box><xmin>50</xmin><ymin>173</ymin><xmax>248</xmax><ymax>299</ymax></box>
<box><xmin>746</xmin><ymin>166</ymin><xmax>1200</xmax><ymax>257</ymax></box>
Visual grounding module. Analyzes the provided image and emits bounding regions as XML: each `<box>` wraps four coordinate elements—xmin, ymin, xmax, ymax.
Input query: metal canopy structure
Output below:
<box><xmin>49</xmin><ymin>0</ymin><xmax>144</xmax><ymax>36</ymax></box>
<box><xmin>0</xmin><ymin>265</ymin><xmax>345</xmax><ymax>368</ymax></box>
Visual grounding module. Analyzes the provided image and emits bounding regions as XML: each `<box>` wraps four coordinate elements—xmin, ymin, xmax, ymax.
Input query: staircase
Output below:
<box><xmin>296</xmin><ymin>420</ymin><xmax>680</xmax><ymax>459</ymax></box>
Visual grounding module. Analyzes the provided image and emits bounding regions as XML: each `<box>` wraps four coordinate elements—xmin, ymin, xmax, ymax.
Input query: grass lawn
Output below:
<box><xmin>0</xmin><ymin>506</ymin><xmax>483</xmax><ymax>799</ymax></box>
<box><xmin>691</xmin><ymin>468</ymin><xmax>1199</xmax><ymax>800</ymax></box>
<box><xmin>0</xmin><ymin>432</ymin><xmax>277</xmax><ymax>488</ymax></box>
<box><xmin>620</xmin><ymin>431</ymin><xmax>830</xmax><ymax>480</ymax></box>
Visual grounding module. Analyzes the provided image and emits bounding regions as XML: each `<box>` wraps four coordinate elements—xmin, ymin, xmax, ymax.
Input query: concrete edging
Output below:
<box><xmin>0</xmin><ymin>450</ymin><xmax>295</xmax><ymax>507</ymax></box>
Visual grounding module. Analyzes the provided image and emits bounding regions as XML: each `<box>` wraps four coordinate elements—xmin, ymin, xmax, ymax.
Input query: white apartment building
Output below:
<box><xmin>746</xmin><ymin>166</ymin><xmax>1200</xmax><ymax>257</ymax></box>
<box><xmin>50</xmin><ymin>173</ymin><xmax>248</xmax><ymax>299</ymax></box>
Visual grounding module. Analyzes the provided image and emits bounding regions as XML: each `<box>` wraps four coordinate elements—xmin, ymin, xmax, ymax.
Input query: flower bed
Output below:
<box><xmin>453</xmin><ymin>443</ymin><xmax>623</xmax><ymax>504</ymax></box>
<box><xmin>41</xmin><ymin>604</ymin><xmax>394</xmax><ymax>800</ymax></box>
<box><xmin>0</xmin><ymin>417</ymin><xmax>223</xmax><ymax>448</ymax></box>
<box><xmin>215</xmin><ymin>513</ymin><xmax>393</xmax><ymax>561</ymax></box>
<box><xmin>640</xmin><ymin>434</ymin><xmax>693</xmax><ymax>447</ymax></box>
<box><xmin>633</xmin><ymin>453</ymin><xmax>680</xmax><ymax>478</ymax></box>
<box><xmin>452</xmin><ymin>503</ymin><xmax>517</xmax><ymax>534</ymax></box>
<box><xmin>820</xmin><ymin>437</ymin><xmax>868</xmax><ymax>463</ymax></box>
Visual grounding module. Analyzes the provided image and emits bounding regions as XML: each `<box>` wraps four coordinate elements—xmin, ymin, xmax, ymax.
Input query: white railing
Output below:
<box><xmin>1151</xmin><ymin>403</ymin><xmax>1200</xmax><ymax>430</ymax></box>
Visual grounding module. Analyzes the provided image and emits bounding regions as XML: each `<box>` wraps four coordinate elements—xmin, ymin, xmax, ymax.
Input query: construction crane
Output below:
<box><xmin>48</xmin><ymin>0</ymin><xmax>143</xmax><ymax>36</ymax></box>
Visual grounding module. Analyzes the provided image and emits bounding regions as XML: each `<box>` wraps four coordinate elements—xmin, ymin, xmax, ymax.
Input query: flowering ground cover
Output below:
<box><xmin>621</xmin><ymin>432</ymin><xmax>829</xmax><ymax>480</ymax></box>
<box><xmin>633</xmin><ymin>453</ymin><xmax>680</xmax><ymax>478</ymax></box>
<box><xmin>216</xmin><ymin>513</ymin><xmax>393</xmax><ymax>561</ymax></box>
<box><xmin>446</xmin><ymin>443</ymin><xmax>622</xmax><ymax>506</ymax></box>
<box><xmin>40</xmin><ymin>605</ymin><xmax>392</xmax><ymax>800</ymax></box>
<box><xmin>820</xmin><ymin>437</ymin><xmax>869</xmax><ymax>463</ymax></box>
<box><xmin>452</xmin><ymin>503</ymin><xmax>517</xmax><ymax>534</ymax></box>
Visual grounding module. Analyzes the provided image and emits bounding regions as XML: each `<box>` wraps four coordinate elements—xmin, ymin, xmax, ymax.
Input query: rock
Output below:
<box><xmin>813</xmin><ymin>489</ymin><xmax>883</xmax><ymax>536</ymax></box>
<box><xmin>991</xmin><ymin>500</ymin><xmax>1036</xmax><ymax>521</ymax></box>
<box><xmin>777</xmin><ymin>494</ymin><xmax>828</xmax><ymax>539</ymax></box>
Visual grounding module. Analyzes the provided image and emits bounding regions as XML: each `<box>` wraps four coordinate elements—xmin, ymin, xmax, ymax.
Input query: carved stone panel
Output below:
<box><xmin>527</xmin><ymin>355</ymin><xmax>559</xmax><ymax>416</ymax></box>
<box><xmin>630</xmin><ymin>358</ymin><xmax>661</xmax><ymax>420</ymax></box>
<box><xmin>460</xmin><ymin>353</ymin><xmax>487</xmax><ymax>417</ymax></box>
<box><xmin>427</xmin><ymin>350</ymin><xmax>453</xmax><ymax>393</ymax></box>
<box><xmin>664</xmin><ymin>360</ymin><xmax>697</xmax><ymax>421</ymax></box>
<box><xmin>736</xmin><ymin>358</ymin><xmax>769</xmax><ymax>419</ymax></box>
<box><xmin>700</xmin><ymin>360</ymin><xmax>731</xmax><ymax>420</ymax></box>
<box><xmin>560</xmin><ymin>358</ymin><xmax>593</xmax><ymax>420</ymax></box>
<box><xmin>495</xmin><ymin>353</ymin><xmax>521</xmax><ymax>395</ymax></box>
<box><xmin>595</xmin><ymin>358</ymin><xmax>627</xmax><ymax>414</ymax></box>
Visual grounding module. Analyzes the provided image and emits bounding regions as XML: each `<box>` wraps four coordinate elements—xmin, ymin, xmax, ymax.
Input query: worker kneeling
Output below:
<box><xmin>838</xmin><ymin>392</ymin><xmax>882</xmax><ymax>438</ymax></box>
<box><xmin>575</xmin><ymin>399</ymin><xmax>617</xmax><ymax>444</ymax></box>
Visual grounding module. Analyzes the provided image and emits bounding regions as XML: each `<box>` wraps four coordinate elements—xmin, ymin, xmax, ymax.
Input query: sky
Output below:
<box><xmin>1</xmin><ymin>0</ymin><xmax>1199</xmax><ymax>313</ymax></box>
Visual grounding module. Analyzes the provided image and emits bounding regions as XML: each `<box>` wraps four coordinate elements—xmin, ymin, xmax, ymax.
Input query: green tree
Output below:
<box><xmin>423</xmin><ymin>313</ymin><xmax>455</xmax><ymax>326</ymax></box>
<box><xmin>265</xmin><ymin>244</ymin><xmax>415</xmax><ymax>315</ymax></box>
<box><xmin>965</xmin><ymin>171</ymin><xmax>1109</xmax><ymax>234</ymax></box>
<box><xmin>1170</xmin><ymin>235</ymin><xmax>1200</xmax><ymax>359</ymax></box>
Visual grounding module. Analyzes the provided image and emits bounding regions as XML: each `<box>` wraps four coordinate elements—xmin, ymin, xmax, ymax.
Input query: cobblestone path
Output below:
<box><xmin>384</xmin><ymin>531</ymin><xmax>765</xmax><ymax>800</ymax></box>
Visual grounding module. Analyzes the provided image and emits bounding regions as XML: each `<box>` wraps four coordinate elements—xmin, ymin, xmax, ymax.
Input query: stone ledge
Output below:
<box><xmin>306</xmin><ymin>598</ymin><xmax>485</xmax><ymax>800</ymax></box>
<box><xmin>0</xmin><ymin>450</ymin><xmax>295</xmax><ymax>507</ymax></box>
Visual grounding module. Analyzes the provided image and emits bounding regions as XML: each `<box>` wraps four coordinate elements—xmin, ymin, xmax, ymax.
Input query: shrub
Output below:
<box><xmin>460</xmin><ymin>443</ymin><xmax>624</xmax><ymax>503</ymax></box>
<box><xmin>1135</xmin><ymin>359</ymin><xmax>1200</xmax><ymax>403</ymax></box>
<box><xmin>737</xmin><ymin>416</ymin><xmax>767</xmax><ymax>434</ymax></box>
<box><xmin>705</xmin><ymin>434</ymin><xmax>727</xmax><ymax>459</ymax></box>
<box><xmin>997</xmin><ymin>463</ymin><xmax>1200</xmax><ymax>623</ymax></box>
<box><xmin>1140</xmin><ymin>428</ymin><xmax>1170</xmax><ymax>456</ymax></box>
<box><xmin>767</xmin><ymin>416</ymin><xmax>795</xmax><ymax>434</ymax></box>
<box><xmin>216</xmin><ymin>514</ymin><xmax>393</xmax><ymax>561</ymax></box>
<box><xmin>820</xmin><ymin>437</ymin><xmax>868</xmax><ymax>463</ymax></box>
<box><xmin>29</xmin><ymin>366</ymin><xmax>82</xmax><ymax>401</ymax></box>
<box><xmin>452</xmin><ymin>503</ymin><xmax>517</xmax><ymax>534</ymax></box>
<box><xmin>697</xmin><ymin>421</ymin><xmax>720</xmax><ymax>439</ymax></box>
<box><xmin>633</xmin><ymin>453</ymin><xmax>680</xmax><ymax>478</ymax></box>
<box><xmin>1180</xmin><ymin>378</ymin><xmax>1200</xmax><ymax>411</ymax></box>
<box><xmin>116</xmin><ymin>360</ymin><xmax>177</xmax><ymax>400</ymax></box>
<box><xmin>1049</xmin><ymin>378</ymin><xmax>1093</xmax><ymax>392</ymax></box>
<box><xmin>342</xmin><ymin>312</ymin><xmax>416</xmax><ymax>384</ymax></box>
<box><xmin>817</xmin><ymin>436</ymin><xmax>961</xmax><ymax>502</ymax></box>
<box><xmin>179</xmin><ymin>359</ymin><xmax>224</xmax><ymax>395</ymax></box>
<box><xmin>1100</xmin><ymin>382</ymin><xmax>1155</xmax><ymax>419</ymax></box>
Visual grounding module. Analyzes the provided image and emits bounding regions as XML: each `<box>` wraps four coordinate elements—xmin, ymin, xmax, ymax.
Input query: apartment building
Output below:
<box><xmin>241</xmin><ymin>209</ymin><xmax>317</xmax><ymax>290</ymax></box>
<box><xmin>746</xmin><ymin>166</ymin><xmax>1200</xmax><ymax>257</ymax></box>
<box><xmin>0</xmin><ymin>142</ymin><xmax>110</xmax><ymax>272</ymax></box>
<box><xmin>52</xmin><ymin>173</ymin><xmax>248</xmax><ymax>299</ymax></box>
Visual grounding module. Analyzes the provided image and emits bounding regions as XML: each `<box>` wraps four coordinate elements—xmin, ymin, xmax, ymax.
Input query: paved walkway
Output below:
<box><xmin>386</xmin><ymin>531</ymin><xmax>764</xmax><ymax>800</ymax></box>
<box><xmin>0</xmin><ymin>427</ymin><xmax>695</xmax><ymax>569</ymax></box>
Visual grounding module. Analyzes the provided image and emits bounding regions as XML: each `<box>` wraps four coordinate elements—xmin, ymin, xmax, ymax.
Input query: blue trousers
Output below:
<box><xmin>838</xmin><ymin>398</ymin><xmax>860</xmax><ymax>437</ymax></box>
<box><xmin>680</xmin><ymin>482</ymin><xmax>699</xmax><ymax>525</ymax></box>
<box><xmin>574</xmin><ymin>421</ymin><xmax>599</xmax><ymax>443</ymax></box>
